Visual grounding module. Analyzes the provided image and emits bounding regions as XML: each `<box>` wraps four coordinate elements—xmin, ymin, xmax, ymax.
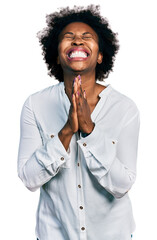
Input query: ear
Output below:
<box><xmin>57</xmin><ymin>56</ymin><xmax>60</xmax><ymax>64</ymax></box>
<box><xmin>97</xmin><ymin>52</ymin><xmax>103</xmax><ymax>64</ymax></box>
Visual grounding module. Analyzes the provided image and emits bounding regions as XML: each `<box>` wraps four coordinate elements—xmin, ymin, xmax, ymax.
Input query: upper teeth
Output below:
<box><xmin>69</xmin><ymin>51</ymin><xmax>88</xmax><ymax>58</ymax></box>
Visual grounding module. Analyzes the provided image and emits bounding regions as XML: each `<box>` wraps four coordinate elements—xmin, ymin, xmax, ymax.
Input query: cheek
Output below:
<box><xmin>92</xmin><ymin>47</ymin><xmax>100</xmax><ymax>59</ymax></box>
<box><xmin>90</xmin><ymin>41</ymin><xmax>99</xmax><ymax>52</ymax></box>
<box><xmin>58</xmin><ymin>43</ymin><xmax>68</xmax><ymax>59</ymax></box>
<box><xmin>58</xmin><ymin>39</ymin><xmax>68</xmax><ymax>49</ymax></box>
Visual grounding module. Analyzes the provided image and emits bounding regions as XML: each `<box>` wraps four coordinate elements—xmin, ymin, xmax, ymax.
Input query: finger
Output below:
<box><xmin>74</xmin><ymin>78</ymin><xmax>79</xmax><ymax>95</ymax></box>
<box><xmin>74</xmin><ymin>77</ymin><xmax>79</xmax><ymax>101</ymax></box>
<box><xmin>83</xmin><ymin>90</ymin><xmax>86</xmax><ymax>99</ymax></box>
<box><xmin>74</xmin><ymin>75</ymin><xmax>79</xmax><ymax>89</ymax></box>
<box><xmin>72</xmin><ymin>93</ymin><xmax>77</xmax><ymax>112</ymax></box>
<box><xmin>75</xmin><ymin>90</ymin><xmax>80</xmax><ymax>109</ymax></box>
<box><xmin>75</xmin><ymin>90</ymin><xmax>79</xmax><ymax>101</ymax></box>
<box><xmin>76</xmin><ymin>76</ymin><xmax>83</xmax><ymax>101</ymax></box>
<box><xmin>78</xmin><ymin>75</ymin><xmax>83</xmax><ymax>95</ymax></box>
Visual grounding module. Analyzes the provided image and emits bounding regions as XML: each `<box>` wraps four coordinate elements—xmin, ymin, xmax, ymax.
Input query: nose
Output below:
<box><xmin>71</xmin><ymin>35</ymin><xmax>84</xmax><ymax>46</ymax></box>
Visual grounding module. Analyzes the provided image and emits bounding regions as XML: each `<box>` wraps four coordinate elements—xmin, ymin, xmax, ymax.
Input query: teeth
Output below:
<box><xmin>69</xmin><ymin>51</ymin><xmax>87</xmax><ymax>58</ymax></box>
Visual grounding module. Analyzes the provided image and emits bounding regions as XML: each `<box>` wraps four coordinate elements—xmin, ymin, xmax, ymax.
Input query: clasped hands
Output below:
<box><xmin>67</xmin><ymin>75</ymin><xmax>95</xmax><ymax>135</ymax></box>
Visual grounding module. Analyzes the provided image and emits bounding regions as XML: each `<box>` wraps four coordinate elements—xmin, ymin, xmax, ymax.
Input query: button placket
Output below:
<box><xmin>76</xmin><ymin>144</ymin><xmax>87</xmax><ymax>239</ymax></box>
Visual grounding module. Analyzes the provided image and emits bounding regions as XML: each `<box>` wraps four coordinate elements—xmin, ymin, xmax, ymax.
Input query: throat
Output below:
<box><xmin>88</xmin><ymin>97</ymin><xmax>100</xmax><ymax>114</ymax></box>
<box><xmin>88</xmin><ymin>84</ymin><xmax>106</xmax><ymax>113</ymax></box>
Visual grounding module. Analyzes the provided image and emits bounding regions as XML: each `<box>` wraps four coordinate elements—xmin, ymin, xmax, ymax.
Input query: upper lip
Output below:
<box><xmin>66</xmin><ymin>47</ymin><xmax>90</xmax><ymax>56</ymax></box>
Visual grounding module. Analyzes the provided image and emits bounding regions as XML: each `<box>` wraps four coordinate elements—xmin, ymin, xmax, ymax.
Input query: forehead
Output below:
<box><xmin>59</xmin><ymin>22</ymin><xmax>98</xmax><ymax>38</ymax></box>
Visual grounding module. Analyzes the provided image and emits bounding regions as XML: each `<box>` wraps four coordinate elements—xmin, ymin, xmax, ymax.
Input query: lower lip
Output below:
<box><xmin>67</xmin><ymin>55</ymin><xmax>89</xmax><ymax>61</ymax></box>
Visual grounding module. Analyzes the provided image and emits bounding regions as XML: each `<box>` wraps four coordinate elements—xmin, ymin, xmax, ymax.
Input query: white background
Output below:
<box><xmin>0</xmin><ymin>0</ymin><xmax>157</xmax><ymax>239</ymax></box>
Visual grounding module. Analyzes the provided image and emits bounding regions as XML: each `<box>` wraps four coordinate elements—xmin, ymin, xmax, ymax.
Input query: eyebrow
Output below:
<box><xmin>63</xmin><ymin>32</ymin><xmax>93</xmax><ymax>36</ymax></box>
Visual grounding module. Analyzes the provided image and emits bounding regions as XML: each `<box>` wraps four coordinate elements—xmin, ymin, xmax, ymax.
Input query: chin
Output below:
<box><xmin>70</xmin><ymin>64</ymin><xmax>89</xmax><ymax>72</ymax></box>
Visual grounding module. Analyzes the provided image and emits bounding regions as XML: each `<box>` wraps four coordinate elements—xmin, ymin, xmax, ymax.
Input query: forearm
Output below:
<box><xmin>77</xmin><ymin>109</ymin><xmax>140</xmax><ymax>199</ymax></box>
<box><xmin>18</xmin><ymin>132</ymin><xmax>72</xmax><ymax>191</ymax></box>
<box><xmin>58</xmin><ymin>120</ymin><xmax>74</xmax><ymax>151</ymax></box>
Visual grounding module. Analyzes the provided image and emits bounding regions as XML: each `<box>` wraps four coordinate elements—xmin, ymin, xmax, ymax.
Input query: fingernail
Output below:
<box><xmin>84</xmin><ymin>90</ymin><xmax>86</xmax><ymax>97</ymax></box>
<box><xmin>77</xmin><ymin>91</ymin><xmax>79</xmax><ymax>96</ymax></box>
<box><xmin>78</xmin><ymin>75</ymin><xmax>81</xmax><ymax>80</ymax></box>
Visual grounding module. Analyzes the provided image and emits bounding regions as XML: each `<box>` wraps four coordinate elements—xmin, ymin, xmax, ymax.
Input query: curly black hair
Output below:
<box><xmin>37</xmin><ymin>5</ymin><xmax>120</xmax><ymax>82</ymax></box>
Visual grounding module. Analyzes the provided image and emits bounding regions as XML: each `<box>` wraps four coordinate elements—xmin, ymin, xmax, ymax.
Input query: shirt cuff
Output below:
<box><xmin>77</xmin><ymin>124</ymin><xmax>118</xmax><ymax>175</ymax></box>
<box><xmin>35</xmin><ymin>134</ymin><xmax>71</xmax><ymax>173</ymax></box>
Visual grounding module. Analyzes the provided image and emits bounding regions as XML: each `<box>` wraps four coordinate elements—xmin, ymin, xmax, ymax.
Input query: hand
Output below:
<box><xmin>67</xmin><ymin>77</ymin><xmax>79</xmax><ymax>133</ymax></box>
<box><xmin>58</xmin><ymin>75</ymin><xmax>94</xmax><ymax>151</ymax></box>
<box><xmin>74</xmin><ymin>75</ymin><xmax>95</xmax><ymax>134</ymax></box>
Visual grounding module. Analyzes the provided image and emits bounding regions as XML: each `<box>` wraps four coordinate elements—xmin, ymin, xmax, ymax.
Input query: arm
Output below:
<box><xmin>17</xmin><ymin>96</ymin><xmax>71</xmax><ymax>192</ymax></box>
<box><xmin>77</xmin><ymin>104</ymin><xmax>140</xmax><ymax>199</ymax></box>
<box><xmin>58</xmin><ymin>120</ymin><xmax>73</xmax><ymax>151</ymax></box>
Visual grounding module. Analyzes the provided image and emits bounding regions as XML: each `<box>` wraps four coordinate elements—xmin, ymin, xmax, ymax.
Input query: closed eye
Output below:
<box><xmin>65</xmin><ymin>36</ymin><xmax>92</xmax><ymax>39</ymax></box>
<box><xmin>82</xmin><ymin>32</ymin><xmax>93</xmax><ymax>39</ymax></box>
<box><xmin>62</xmin><ymin>32</ymin><xmax>94</xmax><ymax>41</ymax></box>
<box><xmin>82</xmin><ymin>36</ymin><xmax>92</xmax><ymax>39</ymax></box>
<box><xmin>64</xmin><ymin>35</ymin><xmax>74</xmax><ymax>39</ymax></box>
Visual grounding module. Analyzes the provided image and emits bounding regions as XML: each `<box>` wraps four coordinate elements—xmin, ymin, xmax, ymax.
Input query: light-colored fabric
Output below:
<box><xmin>17</xmin><ymin>82</ymin><xmax>140</xmax><ymax>240</ymax></box>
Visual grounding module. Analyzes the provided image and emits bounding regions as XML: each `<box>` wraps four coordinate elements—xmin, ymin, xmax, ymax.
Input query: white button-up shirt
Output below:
<box><xmin>17</xmin><ymin>82</ymin><xmax>140</xmax><ymax>240</ymax></box>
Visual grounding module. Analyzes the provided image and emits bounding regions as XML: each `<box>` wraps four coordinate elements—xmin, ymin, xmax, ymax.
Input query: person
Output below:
<box><xmin>17</xmin><ymin>5</ymin><xmax>140</xmax><ymax>240</ymax></box>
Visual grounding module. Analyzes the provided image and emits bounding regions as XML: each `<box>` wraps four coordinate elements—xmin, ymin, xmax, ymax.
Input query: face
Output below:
<box><xmin>57</xmin><ymin>22</ymin><xmax>103</xmax><ymax>75</ymax></box>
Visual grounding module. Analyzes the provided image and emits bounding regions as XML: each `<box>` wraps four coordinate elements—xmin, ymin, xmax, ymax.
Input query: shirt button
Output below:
<box><xmin>60</xmin><ymin>157</ymin><xmax>64</xmax><ymax>161</ymax></box>
<box><xmin>81</xmin><ymin>227</ymin><xmax>85</xmax><ymax>231</ymax></box>
<box><xmin>78</xmin><ymin>184</ymin><xmax>81</xmax><ymax>188</ymax></box>
<box><xmin>77</xmin><ymin>163</ymin><xmax>80</xmax><ymax>167</ymax></box>
<box><xmin>112</xmin><ymin>141</ymin><xmax>115</xmax><ymax>144</ymax></box>
<box><xmin>83</xmin><ymin>143</ymin><xmax>87</xmax><ymax>147</ymax></box>
<box><xmin>80</xmin><ymin>206</ymin><xmax>83</xmax><ymax>209</ymax></box>
<box><xmin>50</xmin><ymin>134</ymin><xmax>54</xmax><ymax>138</ymax></box>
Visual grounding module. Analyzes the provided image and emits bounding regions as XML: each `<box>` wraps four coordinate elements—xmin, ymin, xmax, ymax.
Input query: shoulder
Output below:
<box><xmin>109</xmin><ymin>85</ymin><xmax>140</xmax><ymax>115</ymax></box>
<box><xmin>23</xmin><ymin>82</ymin><xmax>63</xmax><ymax>108</ymax></box>
<box><xmin>31</xmin><ymin>82</ymin><xmax>62</xmax><ymax>100</ymax></box>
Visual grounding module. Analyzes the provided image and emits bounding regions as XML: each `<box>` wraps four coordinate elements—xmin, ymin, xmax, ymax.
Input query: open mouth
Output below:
<box><xmin>66</xmin><ymin>48</ymin><xmax>90</xmax><ymax>60</ymax></box>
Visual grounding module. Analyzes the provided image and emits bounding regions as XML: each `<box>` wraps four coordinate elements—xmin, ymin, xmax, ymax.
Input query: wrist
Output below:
<box><xmin>81</xmin><ymin>122</ymin><xmax>95</xmax><ymax>137</ymax></box>
<box><xmin>61</xmin><ymin>120</ymin><xmax>74</xmax><ymax>136</ymax></box>
<box><xmin>58</xmin><ymin>121</ymin><xmax>73</xmax><ymax>152</ymax></box>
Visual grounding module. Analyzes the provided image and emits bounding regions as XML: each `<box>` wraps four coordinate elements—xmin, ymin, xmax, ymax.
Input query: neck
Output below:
<box><xmin>63</xmin><ymin>70</ymin><xmax>97</xmax><ymax>102</ymax></box>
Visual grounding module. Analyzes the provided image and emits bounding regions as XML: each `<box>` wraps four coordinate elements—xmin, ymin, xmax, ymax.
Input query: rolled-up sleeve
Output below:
<box><xmin>77</xmin><ymin>103</ymin><xmax>140</xmax><ymax>199</ymax></box>
<box><xmin>17</xmin><ymin>96</ymin><xmax>70</xmax><ymax>192</ymax></box>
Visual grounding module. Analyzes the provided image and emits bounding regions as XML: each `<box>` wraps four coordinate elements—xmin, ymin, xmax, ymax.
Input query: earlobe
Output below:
<box><xmin>97</xmin><ymin>52</ymin><xmax>103</xmax><ymax>64</ymax></box>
